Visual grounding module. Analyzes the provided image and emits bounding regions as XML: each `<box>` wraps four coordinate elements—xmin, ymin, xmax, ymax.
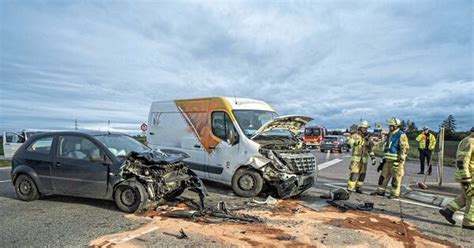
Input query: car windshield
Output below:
<box><xmin>233</xmin><ymin>110</ymin><xmax>278</xmax><ymax>138</ymax></box>
<box><xmin>305</xmin><ymin>128</ymin><xmax>321</xmax><ymax>136</ymax></box>
<box><xmin>95</xmin><ymin>134</ymin><xmax>151</xmax><ymax>157</ymax></box>
<box><xmin>325</xmin><ymin>136</ymin><xmax>338</xmax><ymax>142</ymax></box>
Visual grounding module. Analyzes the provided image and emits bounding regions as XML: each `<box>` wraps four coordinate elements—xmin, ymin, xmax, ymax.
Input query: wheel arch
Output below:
<box><xmin>11</xmin><ymin>165</ymin><xmax>42</xmax><ymax>192</ymax></box>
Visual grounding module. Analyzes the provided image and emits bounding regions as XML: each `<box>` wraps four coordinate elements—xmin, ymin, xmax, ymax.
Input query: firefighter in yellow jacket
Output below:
<box><xmin>416</xmin><ymin>126</ymin><xmax>437</xmax><ymax>175</ymax></box>
<box><xmin>347</xmin><ymin>120</ymin><xmax>376</xmax><ymax>193</ymax></box>
<box><xmin>439</xmin><ymin>127</ymin><xmax>474</xmax><ymax>230</ymax></box>
<box><xmin>371</xmin><ymin>118</ymin><xmax>409</xmax><ymax>198</ymax></box>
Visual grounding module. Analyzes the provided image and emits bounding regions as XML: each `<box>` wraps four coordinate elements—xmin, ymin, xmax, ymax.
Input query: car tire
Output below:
<box><xmin>232</xmin><ymin>168</ymin><xmax>264</xmax><ymax>197</ymax></box>
<box><xmin>114</xmin><ymin>180</ymin><xmax>148</xmax><ymax>213</ymax></box>
<box><xmin>163</xmin><ymin>182</ymin><xmax>186</xmax><ymax>201</ymax></box>
<box><xmin>14</xmin><ymin>174</ymin><xmax>40</xmax><ymax>201</ymax></box>
<box><xmin>321</xmin><ymin>149</ymin><xmax>325</xmax><ymax>153</ymax></box>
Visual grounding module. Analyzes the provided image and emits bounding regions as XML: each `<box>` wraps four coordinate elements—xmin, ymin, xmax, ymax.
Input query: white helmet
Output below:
<box><xmin>358</xmin><ymin>120</ymin><xmax>370</xmax><ymax>128</ymax></box>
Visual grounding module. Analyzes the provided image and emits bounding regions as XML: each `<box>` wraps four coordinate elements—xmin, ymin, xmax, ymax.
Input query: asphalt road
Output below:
<box><xmin>0</xmin><ymin>151</ymin><xmax>472</xmax><ymax>247</ymax></box>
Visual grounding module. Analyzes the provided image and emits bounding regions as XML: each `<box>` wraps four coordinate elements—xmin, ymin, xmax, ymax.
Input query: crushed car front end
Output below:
<box><xmin>115</xmin><ymin>150</ymin><xmax>207</xmax><ymax>209</ymax></box>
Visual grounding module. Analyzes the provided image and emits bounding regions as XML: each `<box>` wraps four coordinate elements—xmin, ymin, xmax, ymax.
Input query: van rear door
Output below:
<box><xmin>3</xmin><ymin>132</ymin><xmax>24</xmax><ymax>158</ymax></box>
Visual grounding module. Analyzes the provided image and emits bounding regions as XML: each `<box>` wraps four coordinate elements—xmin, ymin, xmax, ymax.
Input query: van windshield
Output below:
<box><xmin>305</xmin><ymin>128</ymin><xmax>321</xmax><ymax>136</ymax></box>
<box><xmin>233</xmin><ymin>110</ymin><xmax>278</xmax><ymax>138</ymax></box>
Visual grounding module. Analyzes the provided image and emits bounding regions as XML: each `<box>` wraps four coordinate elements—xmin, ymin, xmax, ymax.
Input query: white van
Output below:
<box><xmin>2</xmin><ymin>130</ymin><xmax>46</xmax><ymax>158</ymax></box>
<box><xmin>146</xmin><ymin>97</ymin><xmax>317</xmax><ymax>198</ymax></box>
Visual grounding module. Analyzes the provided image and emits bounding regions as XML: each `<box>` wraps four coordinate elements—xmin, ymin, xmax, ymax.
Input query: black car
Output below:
<box><xmin>320</xmin><ymin>135</ymin><xmax>350</xmax><ymax>153</ymax></box>
<box><xmin>11</xmin><ymin>131</ymin><xmax>206</xmax><ymax>213</ymax></box>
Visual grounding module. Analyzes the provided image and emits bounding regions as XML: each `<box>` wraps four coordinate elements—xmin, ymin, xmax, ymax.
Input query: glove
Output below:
<box><xmin>371</xmin><ymin>158</ymin><xmax>377</xmax><ymax>166</ymax></box>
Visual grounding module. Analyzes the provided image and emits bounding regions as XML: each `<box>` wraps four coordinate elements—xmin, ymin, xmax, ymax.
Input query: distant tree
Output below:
<box><xmin>350</xmin><ymin>124</ymin><xmax>358</xmax><ymax>133</ymax></box>
<box><xmin>441</xmin><ymin>115</ymin><xmax>457</xmax><ymax>140</ymax></box>
<box><xmin>407</xmin><ymin>120</ymin><xmax>418</xmax><ymax>132</ymax></box>
<box><xmin>400</xmin><ymin>120</ymin><xmax>407</xmax><ymax>131</ymax></box>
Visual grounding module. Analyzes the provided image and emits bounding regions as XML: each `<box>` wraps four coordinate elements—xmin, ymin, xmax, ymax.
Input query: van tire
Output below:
<box><xmin>114</xmin><ymin>180</ymin><xmax>148</xmax><ymax>213</ymax></box>
<box><xmin>15</xmin><ymin>174</ymin><xmax>40</xmax><ymax>201</ymax></box>
<box><xmin>232</xmin><ymin>168</ymin><xmax>264</xmax><ymax>197</ymax></box>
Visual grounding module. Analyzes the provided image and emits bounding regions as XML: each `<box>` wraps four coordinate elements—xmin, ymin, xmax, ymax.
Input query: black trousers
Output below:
<box><xmin>419</xmin><ymin>149</ymin><xmax>432</xmax><ymax>173</ymax></box>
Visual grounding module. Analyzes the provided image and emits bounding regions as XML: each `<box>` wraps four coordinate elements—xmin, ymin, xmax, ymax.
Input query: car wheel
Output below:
<box><xmin>163</xmin><ymin>182</ymin><xmax>186</xmax><ymax>201</ymax></box>
<box><xmin>114</xmin><ymin>180</ymin><xmax>148</xmax><ymax>213</ymax></box>
<box><xmin>339</xmin><ymin>148</ymin><xmax>343</xmax><ymax>153</ymax></box>
<box><xmin>321</xmin><ymin>149</ymin><xmax>325</xmax><ymax>153</ymax></box>
<box><xmin>232</xmin><ymin>168</ymin><xmax>264</xmax><ymax>197</ymax></box>
<box><xmin>14</xmin><ymin>174</ymin><xmax>40</xmax><ymax>201</ymax></box>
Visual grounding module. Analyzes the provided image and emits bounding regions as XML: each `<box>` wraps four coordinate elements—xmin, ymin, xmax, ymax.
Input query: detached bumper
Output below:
<box><xmin>273</xmin><ymin>173</ymin><xmax>315</xmax><ymax>198</ymax></box>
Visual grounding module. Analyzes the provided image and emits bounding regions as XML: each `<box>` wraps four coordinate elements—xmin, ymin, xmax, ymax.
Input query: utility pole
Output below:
<box><xmin>107</xmin><ymin>120</ymin><xmax>111</xmax><ymax>134</ymax></box>
<box><xmin>74</xmin><ymin>119</ymin><xmax>78</xmax><ymax>130</ymax></box>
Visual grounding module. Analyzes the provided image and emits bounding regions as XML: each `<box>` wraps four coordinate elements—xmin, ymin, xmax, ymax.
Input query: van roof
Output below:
<box><xmin>151</xmin><ymin>96</ymin><xmax>276</xmax><ymax>112</ymax></box>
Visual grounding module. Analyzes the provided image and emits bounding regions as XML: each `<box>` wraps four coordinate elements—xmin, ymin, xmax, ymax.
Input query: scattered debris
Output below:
<box><xmin>320</xmin><ymin>188</ymin><xmax>350</xmax><ymax>201</ymax></box>
<box><xmin>327</xmin><ymin>200</ymin><xmax>375</xmax><ymax>212</ymax></box>
<box><xmin>252</xmin><ymin>196</ymin><xmax>278</xmax><ymax>205</ymax></box>
<box><xmin>178</xmin><ymin>229</ymin><xmax>188</xmax><ymax>239</ymax></box>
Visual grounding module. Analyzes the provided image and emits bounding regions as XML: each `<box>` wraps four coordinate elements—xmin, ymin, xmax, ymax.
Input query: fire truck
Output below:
<box><xmin>303</xmin><ymin>126</ymin><xmax>327</xmax><ymax>149</ymax></box>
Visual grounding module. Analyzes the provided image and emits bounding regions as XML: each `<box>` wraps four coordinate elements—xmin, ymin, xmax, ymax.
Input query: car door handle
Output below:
<box><xmin>194</xmin><ymin>144</ymin><xmax>201</xmax><ymax>148</ymax></box>
<box><xmin>55</xmin><ymin>162</ymin><xmax>62</xmax><ymax>167</ymax></box>
<box><xmin>149</xmin><ymin>132</ymin><xmax>155</xmax><ymax>135</ymax></box>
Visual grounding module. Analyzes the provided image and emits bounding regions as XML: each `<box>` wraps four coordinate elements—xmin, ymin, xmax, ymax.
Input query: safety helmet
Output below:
<box><xmin>423</xmin><ymin>126</ymin><xmax>429</xmax><ymax>130</ymax></box>
<box><xmin>387</xmin><ymin>117</ymin><xmax>401</xmax><ymax>126</ymax></box>
<box><xmin>358</xmin><ymin>120</ymin><xmax>370</xmax><ymax>128</ymax></box>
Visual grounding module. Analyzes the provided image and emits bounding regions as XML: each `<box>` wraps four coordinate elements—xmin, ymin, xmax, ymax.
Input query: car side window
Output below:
<box><xmin>211</xmin><ymin>112</ymin><xmax>238</xmax><ymax>143</ymax></box>
<box><xmin>58</xmin><ymin>136</ymin><xmax>101</xmax><ymax>162</ymax></box>
<box><xmin>26</xmin><ymin>137</ymin><xmax>53</xmax><ymax>154</ymax></box>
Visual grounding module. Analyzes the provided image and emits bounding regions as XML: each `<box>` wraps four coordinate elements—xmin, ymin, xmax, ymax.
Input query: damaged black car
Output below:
<box><xmin>10</xmin><ymin>131</ymin><xmax>206</xmax><ymax>213</ymax></box>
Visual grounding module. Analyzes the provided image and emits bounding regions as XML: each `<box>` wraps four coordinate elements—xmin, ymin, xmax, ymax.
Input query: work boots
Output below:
<box><xmin>439</xmin><ymin>208</ymin><xmax>456</xmax><ymax>225</ymax></box>
<box><xmin>370</xmin><ymin>191</ymin><xmax>384</xmax><ymax>196</ymax></box>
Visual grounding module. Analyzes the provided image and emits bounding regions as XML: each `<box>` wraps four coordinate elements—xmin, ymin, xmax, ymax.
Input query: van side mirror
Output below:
<box><xmin>227</xmin><ymin>129</ymin><xmax>239</xmax><ymax>146</ymax></box>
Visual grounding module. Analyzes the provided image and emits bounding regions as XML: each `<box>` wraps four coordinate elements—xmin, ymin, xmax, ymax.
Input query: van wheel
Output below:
<box><xmin>114</xmin><ymin>180</ymin><xmax>148</xmax><ymax>213</ymax></box>
<box><xmin>232</xmin><ymin>168</ymin><xmax>264</xmax><ymax>197</ymax></box>
<box><xmin>15</xmin><ymin>174</ymin><xmax>40</xmax><ymax>201</ymax></box>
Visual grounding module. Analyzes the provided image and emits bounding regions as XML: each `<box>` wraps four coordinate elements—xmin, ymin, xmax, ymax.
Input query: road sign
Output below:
<box><xmin>140</xmin><ymin>123</ymin><xmax>148</xmax><ymax>132</ymax></box>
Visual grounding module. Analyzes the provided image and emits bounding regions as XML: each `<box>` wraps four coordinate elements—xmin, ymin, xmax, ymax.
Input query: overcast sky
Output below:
<box><xmin>1</xmin><ymin>1</ymin><xmax>473</xmax><ymax>133</ymax></box>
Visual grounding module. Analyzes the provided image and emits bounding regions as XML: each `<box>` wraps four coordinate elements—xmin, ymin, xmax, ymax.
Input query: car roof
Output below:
<box><xmin>29</xmin><ymin>130</ymin><xmax>127</xmax><ymax>139</ymax></box>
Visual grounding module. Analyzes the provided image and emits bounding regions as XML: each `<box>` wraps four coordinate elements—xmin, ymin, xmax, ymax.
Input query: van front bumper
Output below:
<box><xmin>272</xmin><ymin>173</ymin><xmax>315</xmax><ymax>198</ymax></box>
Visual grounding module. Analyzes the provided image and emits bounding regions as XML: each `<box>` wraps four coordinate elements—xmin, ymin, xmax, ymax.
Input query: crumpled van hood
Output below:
<box><xmin>251</xmin><ymin>115</ymin><xmax>313</xmax><ymax>139</ymax></box>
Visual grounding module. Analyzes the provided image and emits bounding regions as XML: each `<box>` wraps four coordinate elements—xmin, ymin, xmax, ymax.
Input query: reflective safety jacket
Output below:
<box><xmin>416</xmin><ymin>132</ymin><xmax>437</xmax><ymax>150</ymax></box>
<box><xmin>347</xmin><ymin>131</ymin><xmax>375</xmax><ymax>163</ymax></box>
<box><xmin>455</xmin><ymin>134</ymin><xmax>474</xmax><ymax>183</ymax></box>
<box><xmin>383</xmin><ymin>129</ymin><xmax>409</xmax><ymax>161</ymax></box>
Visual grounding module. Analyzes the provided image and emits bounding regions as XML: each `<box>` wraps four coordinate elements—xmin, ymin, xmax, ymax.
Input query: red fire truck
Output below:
<box><xmin>304</xmin><ymin>126</ymin><xmax>327</xmax><ymax>149</ymax></box>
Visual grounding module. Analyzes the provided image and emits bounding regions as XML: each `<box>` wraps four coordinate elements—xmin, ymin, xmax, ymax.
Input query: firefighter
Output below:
<box><xmin>347</xmin><ymin>120</ymin><xmax>376</xmax><ymax>193</ymax></box>
<box><xmin>439</xmin><ymin>127</ymin><xmax>474</xmax><ymax>230</ymax></box>
<box><xmin>371</xmin><ymin>117</ymin><xmax>409</xmax><ymax>198</ymax></box>
<box><xmin>416</xmin><ymin>126</ymin><xmax>437</xmax><ymax>175</ymax></box>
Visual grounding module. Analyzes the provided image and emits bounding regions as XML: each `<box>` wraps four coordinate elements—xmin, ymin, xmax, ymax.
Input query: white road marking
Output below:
<box><xmin>318</xmin><ymin>158</ymin><xmax>344</xmax><ymax>171</ymax></box>
<box><xmin>0</xmin><ymin>167</ymin><xmax>11</xmax><ymax>170</ymax></box>
<box><xmin>106</xmin><ymin>226</ymin><xmax>159</xmax><ymax>244</ymax></box>
<box><xmin>0</xmin><ymin>180</ymin><xmax>12</xmax><ymax>183</ymax></box>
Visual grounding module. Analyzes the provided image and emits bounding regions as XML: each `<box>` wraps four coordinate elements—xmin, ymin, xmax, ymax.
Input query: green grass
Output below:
<box><xmin>373</xmin><ymin>140</ymin><xmax>458</xmax><ymax>166</ymax></box>
<box><xmin>0</xmin><ymin>160</ymin><xmax>11</xmax><ymax>167</ymax></box>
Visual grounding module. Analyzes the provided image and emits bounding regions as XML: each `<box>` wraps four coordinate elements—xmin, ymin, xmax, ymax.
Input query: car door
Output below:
<box><xmin>208</xmin><ymin>111</ymin><xmax>240</xmax><ymax>182</ymax></box>
<box><xmin>22</xmin><ymin>135</ymin><xmax>55</xmax><ymax>192</ymax></box>
<box><xmin>51</xmin><ymin>135</ymin><xmax>108</xmax><ymax>197</ymax></box>
<box><xmin>3</xmin><ymin>132</ymin><xmax>25</xmax><ymax>158</ymax></box>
